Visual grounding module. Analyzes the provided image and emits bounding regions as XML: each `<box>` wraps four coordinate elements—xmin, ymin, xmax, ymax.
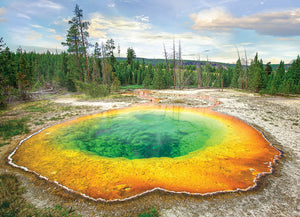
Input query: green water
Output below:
<box><xmin>51</xmin><ymin>109</ymin><xmax>227</xmax><ymax>159</ymax></box>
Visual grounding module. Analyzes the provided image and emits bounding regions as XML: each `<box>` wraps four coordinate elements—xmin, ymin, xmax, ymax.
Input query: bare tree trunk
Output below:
<box><xmin>206</xmin><ymin>56</ymin><xmax>210</xmax><ymax>87</ymax></box>
<box><xmin>220</xmin><ymin>66</ymin><xmax>223</xmax><ymax>92</ymax></box>
<box><xmin>173</xmin><ymin>39</ymin><xmax>176</xmax><ymax>89</ymax></box>
<box><xmin>197</xmin><ymin>56</ymin><xmax>202</xmax><ymax>88</ymax></box>
<box><xmin>101</xmin><ymin>42</ymin><xmax>107</xmax><ymax>84</ymax></box>
<box><xmin>163</xmin><ymin>43</ymin><xmax>169</xmax><ymax>73</ymax></box>
<box><xmin>74</xmin><ymin>34</ymin><xmax>82</xmax><ymax>81</ymax></box>
<box><xmin>244</xmin><ymin>48</ymin><xmax>248</xmax><ymax>90</ymax></box>
<box><xmin>178</xmin><ymin>40</ymin><xmax>182</xmax><ymax>89</ymax></box>
<box><xmin>182</xmin><ymin>74</ymin><xmax>192</xmax><ymax>88</ymax></box>
<box><xmin>235</xmin><ymin>46</ymin><xmax>243</xmax><ymax>89</ymax></box>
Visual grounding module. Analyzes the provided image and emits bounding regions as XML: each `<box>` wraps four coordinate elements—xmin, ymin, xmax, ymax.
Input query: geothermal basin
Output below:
<box><xmin>9</xmin><ymin>104</ymin><xmax>281</xmax><ymax>201</ymax></box>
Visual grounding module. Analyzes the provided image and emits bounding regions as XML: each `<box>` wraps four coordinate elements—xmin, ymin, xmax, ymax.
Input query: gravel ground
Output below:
<box><xmin>1</xmin><ymin>89</ymin><xmax>299</xmax><ymax>216</ymax></box>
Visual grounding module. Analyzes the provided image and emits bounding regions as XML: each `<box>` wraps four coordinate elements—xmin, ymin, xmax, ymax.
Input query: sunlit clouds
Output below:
<box><xmin>0</xmin><ymin>0</ymin><xmax>299</xmax><ymax>63</ymax></box>
<box><xmin>190</xmin><ymin>8</ymin><xmax>300</xmax><ymax>36</ymax></box>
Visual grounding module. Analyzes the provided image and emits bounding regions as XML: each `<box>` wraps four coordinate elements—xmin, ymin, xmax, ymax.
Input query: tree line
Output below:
<box><xmin>0</xmin><ymin>4</ymin><xmax>299</xmax><ymax>108</ymax></box>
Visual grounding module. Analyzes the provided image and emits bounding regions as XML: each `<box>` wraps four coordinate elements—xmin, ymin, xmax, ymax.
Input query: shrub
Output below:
<box><xmin>0</xmin><ymin>117</ymin><xmax>30</xmax><ymax>140</ymax></box>
<box><xmin>111</xmin><ymin>76</ymin><xmax>121</xmax><ymax>92</ymax></box>
<box><xmin>66</xmin><ymin>78</ymin><xmax>77</xmax><ymax>92</ymax></box>
<box><xmin>75</xmin><ymin>81</ymin><xmax>109</xmax><ymax>98</ymax></box>
<box><xmin>138</xmin><ymin>207</ymin><xmax>159</xmax><ymax>217</ymax></box>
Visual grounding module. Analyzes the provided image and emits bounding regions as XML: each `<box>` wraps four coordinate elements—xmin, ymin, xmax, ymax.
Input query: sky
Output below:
<box><xmin>0</xmin><ymin>0</ymin><xmax>300</xmax><ymax>64</ymax></box>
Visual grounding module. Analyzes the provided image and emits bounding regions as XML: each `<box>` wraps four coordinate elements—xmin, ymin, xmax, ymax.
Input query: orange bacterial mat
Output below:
<box><xmin>9</xmin><ymin>103</ymin><xmax>281</xmax><ymax>201</ymax></box>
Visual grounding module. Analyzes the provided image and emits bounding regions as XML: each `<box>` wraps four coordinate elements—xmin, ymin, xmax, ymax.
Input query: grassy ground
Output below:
<box><xmin>0</xmin><ymin>173</ymin><xmax>158</xmax><ymax>217</ymax></box>
<box><xmin>0</xmin><ymin>173</ymin><xmax>79</xmax><ymax>217</ymax></box>
<box><xmin>120</xmin><ymin>85</ymin><xmax>144</xmax><ymax>90</ymax></box>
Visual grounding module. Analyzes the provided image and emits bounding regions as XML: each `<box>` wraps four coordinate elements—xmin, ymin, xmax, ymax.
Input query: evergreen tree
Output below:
<box><xmin>264</xmin><ymin>62</ymin><xmax>272</xmax><ymax>76</ymax></box>
<box><xmin>248</xmin><ymin>53</ymin><xmax>265</xmax><ymax>92</ymax></box>
<box><xmin>62</xmin><ymin>4</ymin><xmax>91</xmax><ymax>83</ymax></box>
<box><xmin>232</xmin><ymin>59</ymin><xmax>242</xmax><ymax>88</ymax></box>
<box><xmin>143</xmin><ymin>70</ymin><xmax>152</xmax><ymax>88</ymax></box>
<box><xmin>153</xmin><ymin>63</ymin><xmax>166</xmax><ymax>89</ymax></box>
<box><xmin>74</xmin><ymin>4</ymin><xmax>91</xmax><ymax>82</ymax></box>
<box><xmin>285</xmin><ymin>56</ymin><xmax>300</xmax><ymax>93</ymax></box>
<box><xmin>274</xmin><ymin>61</ymin><xmax>285</xmax><ymax>93</ymax></box>
<box><xmin>224</xmin><ymin>67</ymin><xmax>233</xmax><ymax>87</ymax></box>
<box><xmin>105</xmin><ymin>39</ymin><xmax>116</xmax><ymax>68</ymax></box>
<box><xmin>0</xmin><ymin>47</ymin><xmax>16</xmax><ymax>88</ymax></box>
<box><xmin>91</xmin><ymin>42</ymin><xmax>101</xmax><ymax>82</ymax></box>
<box><xmin>127</xmin><ymin>48</ymin><xmax>136</xmax><ymax>65</ymax></box>
<box><xmin>61</xmin><ymin>17</ymin><xmax>82</xmax><ymax>81</ymax></box>
<box><xmin>101</xmin><ymin>42</ymin><xmax>112</xmax><ymax>85</ymax></box>
<box><xmin>0</xmin><ymin>37</ymin><xmax>6</xmax><ymax>52</ymax></box>
<box><xmin>16</xmin><ymin>55</ymin><xmax>31</xmax><ymax>99</ymax></box>
<box><xmin>105</xmin><ymin>39</ymin><xmax>115</xmax><ymax>57</ymax></box>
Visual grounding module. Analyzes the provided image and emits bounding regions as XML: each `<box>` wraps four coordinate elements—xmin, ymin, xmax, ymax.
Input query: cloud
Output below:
<box><xmin>190</xmin><ymin>7</ymin><xmax>300</xmax><ymax>36</ymax></box>
<box><xmin>88</xmin><ymin>13</ymin><xmax>151</xmax><ymax>39</ymax></box>
<box><xmin>53</xmin><ymin>16</ymin><xmax>71</xmax><ymax>25</ymax></box>
<box><xmin>9</xmin><ymin>26</ymin><xmax>65</xmax><ymax>51</ymax></box>
<box><xmin>88</xmin><ymin>12</ymin><xmax>215</xmax><ymax>44</ymax></box>
<box><xmin>140</xmin><ymin>32</ymin><xmax>212</xmax><ymax>43</ymax></box>
<box><xmin>0</xmin><ymin>7</ymin><xmax>5</xmax><ymax>15</ymax></box>
<box><xmin>29</xmin><ymin>24</ymin><xmax>57</xmax><ymax>35</ymax></box>
<box><xmin>11</xmin><ymin>0</ymin><xmax>63</xmax><ymax>17</ymax></box>
<box><xmin>47</xmin><ymin>28</ymin><xmax>56</xmax><ymax>33</ymax></box>
<box><xmin>31</xmin><ymin>24</ymin><xmax>43</xmax><ymax>28</ymax></box>
<box><xmin>87</xmin><ymin>12</ymin><xmax>226</xmax><ymax>60</ymax></box>
<box><xmin>53</xmin><ymin>35</ymin><xmax>64</xmax><ymax>40</ymax></box>
<box><xmin>276</xmin><ymin>38</ymin><xmax>300</xmax><ymax>42</ymax></box>
<box><xmin>0</xmin><ymin>7</ymin><xmax>5</xmax><ymax>22</ymax></box>
<box><xmin>26</xmin><ymin>31</ymin><xmax>42</xmax><ymax>41</ymax></box>
<box><xmin>107</xmin><ymin>3</ymin><xmax>116</xmax><ymax>8</ymax></box>
<box><xmin>35</xmin><ymin>0</ymin><xmax>63</xmax><ymax>10</ymax></box>
<box><xmin>135</xmin><ymin>15</ymin><xmax>149</xmax><ymax>23</ymax></box>
<box><xmin>17</xmin><ymin>13</ymin><xmax>31</xmax><ymax>20</ymax></box>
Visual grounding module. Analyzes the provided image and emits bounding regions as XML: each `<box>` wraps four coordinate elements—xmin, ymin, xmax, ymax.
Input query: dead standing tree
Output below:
<box><xmin>218</xmin><ymin>65</ymin><xmax>224</xmax><ymax>92</ymax></box>
<box><xmin>178</xmin><ymin>40</ymin><xmax>182</xmax><ymax>89</ymax></box>
<box><xmin>166</xmin><ymin>40</ymin><xmax>185</xmax><ymax>89</ymax></box>
<box><xmin>196</xmin><ymin>56</ymin><xmax>202</xmax><ymax>88</ymax></box>
<box><xmin>195</xmin><ymin>56</ymin><xmax>201</xmax><ymax>88</ymax></box>
<box><xmin>244</xmin><ymin>48</ymin><xmax>248</xmax><ymax>89</ymax></box>
<box><xmin>172</xmin><ymin>39</ymin><xmax>176</xmax><ymax>89</ymax></box>
<box><xmin>205</xmin><ymin>55</ymin><xmax>211</xmax><ymax>87</ymax></box>
<box><xmin>163</xmin><ymin>43</ymin><xmax>170</xmax><ymax>76</ymax></box>
<box><xmin>101</xmin><ymin>42</ymin><xmax>108</xmax><ymax>85</ymax></box>
<box><xmin>196</xmin><ymin>50</ymin><xmax>209</xmax><ymax>88</ymax></box>
<box><xmin>235</xmin><ymin>45</ymin><xmax>243</xmax><ymax>89</ymax></box>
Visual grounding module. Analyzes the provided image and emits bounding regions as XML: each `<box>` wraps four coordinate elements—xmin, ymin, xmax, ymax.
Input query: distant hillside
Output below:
<box><xmin>116</xmin><ymin>57</ymin><xmax>236</xmax><ymax>68</ymax></box>
<box><xmin>116</xmin><ymin>57</ymin><xmax>294</xmax><ymax>70</ymax></box>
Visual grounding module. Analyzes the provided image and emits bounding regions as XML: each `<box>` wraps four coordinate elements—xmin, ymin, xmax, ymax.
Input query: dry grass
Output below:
<box><xmin>0</xmin><ymin>173</ymin><xmax>80</xmax><ymax>217</ymax></box>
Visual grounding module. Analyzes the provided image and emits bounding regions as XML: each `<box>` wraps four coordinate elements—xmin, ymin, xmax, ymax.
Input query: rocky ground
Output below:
<box><xmin>0</xmin><ymin>89</ymin><xmax>299</xmax><ymax>216</ymax></box>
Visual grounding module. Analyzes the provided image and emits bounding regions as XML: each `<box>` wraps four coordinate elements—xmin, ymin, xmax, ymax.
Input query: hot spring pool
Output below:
<box><xmin>9</xmin><ymin>105</ymin><xmax>281</xmax><ymax>201</ymax></box>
